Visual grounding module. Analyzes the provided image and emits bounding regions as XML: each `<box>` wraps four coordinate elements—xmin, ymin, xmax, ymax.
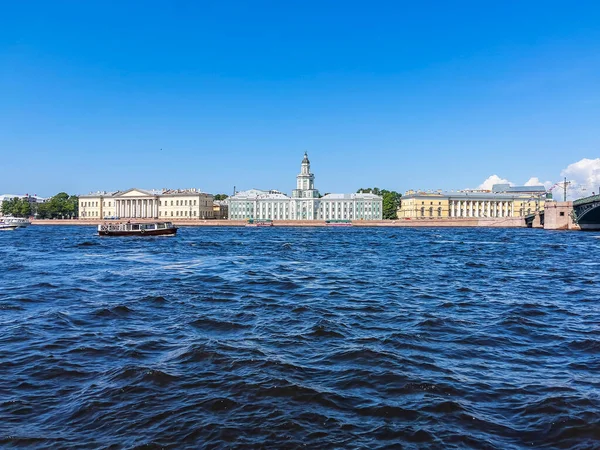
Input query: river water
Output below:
<box><xmin>0</xmin><ymin>226</ymin><xmax>599</xmax><ymax>449</ymax></box>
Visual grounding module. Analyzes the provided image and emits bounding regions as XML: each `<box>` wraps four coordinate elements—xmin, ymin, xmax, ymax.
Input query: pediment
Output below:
<box><xmin>115</xmin><ymin>188</ymin><xmax>155</xmax><ymax>198</ymax></box>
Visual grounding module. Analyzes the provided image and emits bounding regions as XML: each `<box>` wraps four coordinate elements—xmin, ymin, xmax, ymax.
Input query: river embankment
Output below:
<box><xmin>31</xmin><ymin>217</ymin><xmax>528</xmax><ymax>227</ymax></box>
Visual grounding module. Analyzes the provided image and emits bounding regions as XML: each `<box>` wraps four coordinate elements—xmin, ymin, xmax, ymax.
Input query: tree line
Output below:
<box><xmin>357</xmin><ymin>187</ymin><xmax>402</xmax><ymax>220</ymax></box>
<box><xmin>1</xmin><ymin>193</ymin><xmax>79</xmax><ymax>219</ymax></box>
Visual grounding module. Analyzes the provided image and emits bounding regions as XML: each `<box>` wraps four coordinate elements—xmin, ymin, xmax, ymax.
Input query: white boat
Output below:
<box><xmin>0</xmin><ymin>216</ymin><xmax>30</xmax><ymax>228</ymax></box>
<box><xmin>0</xmin><ymin>220</ymin><xmax>18</xmax><ymax>231</ymax></box>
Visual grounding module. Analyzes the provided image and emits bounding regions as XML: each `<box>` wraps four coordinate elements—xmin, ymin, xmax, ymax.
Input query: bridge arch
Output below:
<box><xmin>573</xmin><ymin>195</ymin><xmax>600</xmax><ymax>230</ymax></box>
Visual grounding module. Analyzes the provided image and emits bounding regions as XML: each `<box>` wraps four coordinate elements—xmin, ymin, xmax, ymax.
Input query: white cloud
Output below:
<box><xmin>477</xmin><ymin>175</ymin><xmax>512</xmax><ymax>191</ymax></box>
<box><xmin>524</xmin><ymin>177</ymin><xmax>552</xmax><ymax>189</ymax></box>
<box><xmin>561</xmin><ymin>158</ymin><xmax>600</xmax><ymax>199</ymax></box>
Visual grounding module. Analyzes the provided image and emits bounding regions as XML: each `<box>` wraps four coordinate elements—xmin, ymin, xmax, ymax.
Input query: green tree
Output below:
<box><xmin>357</xmin><ymin>188</ymin><xmax>402</xmax><ymax>220</ymax></box>
<box><xmin>1</xmin><ymin>197</ymin><xmax>32</xmax><ymax>217</ymax></box>
<box><xmin>33</xmin><ymin>192</ymin><xmax>79</xmax><ymax>219</ymax></box>
<box><xmin>214</xmin><ymin>194</ymin><xmax>229</xmax><ymax>201</ymax></box>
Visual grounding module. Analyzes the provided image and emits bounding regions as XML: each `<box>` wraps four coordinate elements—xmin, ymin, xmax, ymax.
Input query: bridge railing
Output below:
<box><xmin>574</xmin><ymin>194</ymin><xmax>600</xmax><ymax>206</ymax></box>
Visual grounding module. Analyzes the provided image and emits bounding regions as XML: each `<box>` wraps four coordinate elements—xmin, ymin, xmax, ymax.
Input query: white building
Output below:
<box><xmin>0</xmin><ymin>194</ymin><xmax>47</xmax><ymax>204</ymax></box>
<box><xmin>79</xmin><ymin>188</ymin><xmax>214</xmax><ymax>220</ymax></box>
<box><xmin>228</xmin><ymin>153</ymin><xmax>382</xmax><ymax>221</ymax></box>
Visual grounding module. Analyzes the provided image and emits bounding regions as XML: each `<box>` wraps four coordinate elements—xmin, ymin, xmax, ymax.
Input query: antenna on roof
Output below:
<box><xmin>233</xmin><ymin>185</ymin><xmax>236</xmax><ymax>196</ymax></box>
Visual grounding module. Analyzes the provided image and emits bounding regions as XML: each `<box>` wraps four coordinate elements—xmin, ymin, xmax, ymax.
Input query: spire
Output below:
<box><xmin>302</xmin><ymin>152</ymin><xmax>310</xmax><ymax>165</ymax></box>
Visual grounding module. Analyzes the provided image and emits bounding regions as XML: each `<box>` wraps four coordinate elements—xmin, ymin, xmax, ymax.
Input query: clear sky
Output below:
<box><xmin>2</xmin><ymin>0</ymin><xmax>600</xmax><ymax>197</ymax></box>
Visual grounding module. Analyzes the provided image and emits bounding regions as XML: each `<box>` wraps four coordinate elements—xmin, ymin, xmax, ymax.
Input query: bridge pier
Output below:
<box><xmin>543</xmin><ymin>201</ymin><xmax>580</xmax><ymax>230</ymax></box>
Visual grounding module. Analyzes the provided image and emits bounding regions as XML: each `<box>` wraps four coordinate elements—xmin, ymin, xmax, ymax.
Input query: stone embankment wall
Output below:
<box><xmin>32</xmin><ymin>217</ymin><xmax>527</xmax><ymax>228</ymax></box>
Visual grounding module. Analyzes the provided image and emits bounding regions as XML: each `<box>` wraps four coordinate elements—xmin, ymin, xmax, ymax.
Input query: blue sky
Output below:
<box><xmin>2</xmin><ymin>0</ymin><xmax>600</xmax><ymax>197</ymax></box>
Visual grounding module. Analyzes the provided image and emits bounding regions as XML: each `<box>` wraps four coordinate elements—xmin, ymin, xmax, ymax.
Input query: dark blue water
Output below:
<box><xmin>1</xmin><ymin>226</ymin><xmax>599</xmax><ymax>449</ymax></box>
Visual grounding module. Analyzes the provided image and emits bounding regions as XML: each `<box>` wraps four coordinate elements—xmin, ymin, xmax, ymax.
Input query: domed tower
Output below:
<box><xmin>292</xmin><ymin>152</ymin><xmax>319</xmax><ymax>198</ymax></box>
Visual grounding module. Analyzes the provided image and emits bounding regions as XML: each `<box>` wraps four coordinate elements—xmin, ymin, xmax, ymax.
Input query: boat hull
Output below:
<box><xmin>98</xmin><ymin>228</ymin><xmax>177</xmax><ymax>237</ymax></box>
<box><xmin>0</xmin><ymin>225</ymin><xmax>19</xmax><ymax>231</ymax></box>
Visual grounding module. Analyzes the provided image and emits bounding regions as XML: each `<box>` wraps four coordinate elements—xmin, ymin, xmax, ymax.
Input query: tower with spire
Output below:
<box><xmin>292</xmin><ymin>152</ymin><xmax>319</xmax><ymax>199</ymax></box>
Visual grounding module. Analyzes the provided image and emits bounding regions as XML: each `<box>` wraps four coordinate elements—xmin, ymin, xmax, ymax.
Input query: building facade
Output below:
<box><xmin>228</xmin><ymin>153</ymin><xmax>383</xmax><ymax>220</ymax></box>
<box><xmin>398</xmin><ymin>184</ymin><xmax>548</xmax><ymax>219</ymax></box>
<box><xmin>79</xmin><ymin>188</ymin><xmax>214</xmax><ymax>220</ymax></box>
<box><xmin>213</xmin><ymin>201</ymin><xmax>229</xmax><ymax>220</ymax></box>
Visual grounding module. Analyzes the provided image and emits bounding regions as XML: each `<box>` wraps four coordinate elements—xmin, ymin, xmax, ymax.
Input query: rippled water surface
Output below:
<box><xmin>1</xmin><ymin>226</ymin><xmax>599</xmax><ymax>449</ymax></box>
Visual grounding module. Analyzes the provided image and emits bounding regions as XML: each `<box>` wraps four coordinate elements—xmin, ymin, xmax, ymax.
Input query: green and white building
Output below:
<box><xmin>228</xmin><ymin>153</ymin><xmax>382</xmax><ymax>221</ymax></box>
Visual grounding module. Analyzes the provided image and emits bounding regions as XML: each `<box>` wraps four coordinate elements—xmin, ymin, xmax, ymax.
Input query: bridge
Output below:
<box><xmin>572</xmin><ymin>194</ymin><xmax>600</xmax><ymax>230</ymax></box>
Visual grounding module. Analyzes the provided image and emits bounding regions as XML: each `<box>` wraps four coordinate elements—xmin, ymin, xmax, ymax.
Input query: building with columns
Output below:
<box><xmin>228</xmin><ymin>153</ymin><xmax>383</xmax><ymax>221</ymax></box>
<box><xmin>79</xmin><ymin>188</ymin><xmax>214</xmax><ymax>220</ymax></box>
<box><xmin>398</xmin><ymin>184</ymin><xmax>548</xmax><ymax>219</ymax></box>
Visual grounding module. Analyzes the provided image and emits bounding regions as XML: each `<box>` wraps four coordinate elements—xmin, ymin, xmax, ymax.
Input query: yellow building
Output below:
<box><xmin>79</xmin><ymin>188</ymin><xmax>214</xmax><ymax>220</ymax></box>
<box><xmin>398</xmin><ymin>185</ymin><xmax>548</xmax><ymax>219</ymax></box>
<box><xmin>213</xmin><ymin>201</ymin><xmax>229</xmax><ymax>220</ymax></box>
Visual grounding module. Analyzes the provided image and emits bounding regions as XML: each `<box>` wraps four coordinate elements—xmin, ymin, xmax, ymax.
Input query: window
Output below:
<box><xmin>421</xmin><ymin>207</ymin><xmax>425</xmax><ymax>217</ymax></box>
<box><xmin>176</xmin><ymin>200</ymin><xmax>179</xmax><ymax>206</ymax></box>
<box><xmin>559</xmin><ymin>212</ymin><xmax>565</xmax><ymax>217</ymax></box>
<box><xmin>171</xmin><ymin>201</ymin><xmax>173</xmax><ymax>206</ymax></box>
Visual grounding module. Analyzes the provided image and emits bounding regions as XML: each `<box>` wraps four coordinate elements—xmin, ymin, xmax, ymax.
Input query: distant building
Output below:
<box><xmin>78</xmin><ymin>188</ymin><xmax>214</xmax><ymax>220</ymax></box>
<box><xmin>0</xmin><ymin>194</ymin><xmax>47</xmax><ymax>204</ymax></box>
<box><xmin>398</xmin><ymin>184</ymin><xmax>548</xmax><ymax>219</ymax></box>
<box><xmin>213</xmin><ymin>200</ymin><xmax>228</xmax><ymax>220</ymax></box>
<box><xmin>227</xmin><ymin>153</ymin><xmax>383</xmax><ymax>221</ymax></box>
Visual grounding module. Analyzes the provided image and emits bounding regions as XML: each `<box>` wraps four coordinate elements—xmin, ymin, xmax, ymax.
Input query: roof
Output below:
<box><xmin>80</xmin><ymin>188</ymin><xmax>211</xmax><ymax>198</ymax></box>
<box><xmin>402</xmin><ymin>191</ymin><xmax>546</xmax><ymax>201</ymax></box>
<box><xmin>229</xmin><ymin>189</ymin><xmax>291</xmax><ymax>200</ymax></box>
<box><xmin>492</xmin><ymin>184</ymin><xmax>546</xmax><ymax>193</ymax></box>
<box><xmin>321</xmin><ymin>193</ymin><xmax>382</xmax><ymax>200</ymax></box>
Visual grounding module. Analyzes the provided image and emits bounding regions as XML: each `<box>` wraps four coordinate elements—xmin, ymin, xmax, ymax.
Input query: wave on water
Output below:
<box><xmin>0</xmin><ymin>226</ymin><xmax>599</xmax><ymax>448</ymax></box>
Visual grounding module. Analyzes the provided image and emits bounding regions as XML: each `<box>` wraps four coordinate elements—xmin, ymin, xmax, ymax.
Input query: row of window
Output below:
<box><xmin>83</xmin><ymin>199</ymin><xmax>212</xmax><ymax>208</ymax></box>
